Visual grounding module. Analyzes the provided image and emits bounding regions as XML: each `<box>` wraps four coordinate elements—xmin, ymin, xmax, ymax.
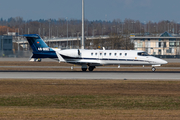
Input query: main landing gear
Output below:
<box><xmin>82</xmin><ymin>68</ymin><xmax>87</xmax><ymax>72</ymax></box>
<box><xmin>88</xmin><ymin>66</ymin><xmax>96</xmax><ymax>71</ymax></box>
<box><xmin>81</xmin><ymin>65</ymin><xmax>96</xmax><ymax>72</ymax></box>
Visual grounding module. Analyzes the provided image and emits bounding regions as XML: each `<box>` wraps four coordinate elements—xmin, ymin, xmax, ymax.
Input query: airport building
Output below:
<box><xmin>130</xmin><ymin>32</ymin><xmax>180</xmax><ymax>58</ymax></box>
<box><xmin>0</xmin><ymin>35</ymin><xmax>13</xmax><ymax>57</ymax></box>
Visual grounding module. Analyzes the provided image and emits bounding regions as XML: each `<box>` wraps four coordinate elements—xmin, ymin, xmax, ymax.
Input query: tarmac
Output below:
<box><xmin>0</xmin><ymin>58</ymin><xmax>179</xmax><ymax>63</ymax></box>
<box><xmin>0</xmin><ymin>71</ymin><xmax>180</xmax><ymax>80</ymax></box>
<box><xmin>0</xmin><ymin>58</ymin><xmax>180</xmax><ymax>80</ymax></box>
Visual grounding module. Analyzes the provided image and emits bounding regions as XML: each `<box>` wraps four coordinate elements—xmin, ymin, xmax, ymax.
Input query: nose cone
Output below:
<box><xmin>159</xmin><ymin>59</ymin><xmax>168</xmax><ymax>64</ymax></box>
<box><xmin>157</xmin><ymin>58</ymin><xmax>168</xmax><ymax>65</ymax></box>
<box><xmin>150</xmin><ymin>56</ymin><xmax>168</xmax><ymax>65</ymax></box>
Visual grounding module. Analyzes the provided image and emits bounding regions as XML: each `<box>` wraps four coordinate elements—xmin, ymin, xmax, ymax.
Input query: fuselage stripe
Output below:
<box><xmin>61</xmin><ymin>55</ymin><xmax>149</xmax><ymax>62</ymax></box>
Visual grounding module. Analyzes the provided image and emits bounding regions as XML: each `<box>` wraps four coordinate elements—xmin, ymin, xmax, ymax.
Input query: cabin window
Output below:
<box><xmin>114</xmin><ymin>53</ymin><xmax>117</xmax><ymax>56</ymax></box>
<box><xmin>100</xmin><ymin>53</ymin><xmax>102</xmax><ymax>56</ymax></box>
<box><xmin>95</xmin><ymin>53</ymin><xmax>97</xmax><ymax>56</ymax></box>
<box><xmin>91</xmin><ymin>53</ymin><xmax>93</xmax><ymax>56</ymax></box>
<box><xmin>109</xmin><ymin>53</ymin><xmax>111</xmax><ymax>56</ymax></box>
<box><xmin>125</xmin><ymin>53</ymin><xmax>127</xmax><ymax>56</ymax></box>
<box><xmin>104</xmin><ymin>53</ymin><xmax>106</xmax><ymax>56</ymax></box>
<box><xmin>120</xmin><ymin>53</ymin><xmax>122</xmax><ymax>56</ymax></box>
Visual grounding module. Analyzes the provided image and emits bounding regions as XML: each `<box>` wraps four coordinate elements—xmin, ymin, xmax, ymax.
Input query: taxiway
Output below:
<box><xmin>1</xmin><ymin>71</ymin><xmax>180</xmax><ymax>80</ymax></box>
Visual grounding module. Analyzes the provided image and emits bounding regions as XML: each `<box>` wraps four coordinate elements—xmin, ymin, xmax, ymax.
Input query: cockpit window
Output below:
<box><xmin>138</xmin><ymin>52</ymin><xmax>149</xmax><ymax>56</ymax></box>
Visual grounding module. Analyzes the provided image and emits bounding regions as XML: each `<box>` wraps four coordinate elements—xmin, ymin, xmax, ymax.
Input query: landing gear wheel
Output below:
<box><xmin>82</xmin><ymin>68</ymin><xmax>87</xmax><ymax>72</ymax></box>
<box><xmin>37</xmin><ymin>58</ymin><xmax>41</xmax><ymax>62</ymax></box>
<box><xmin>151</xmin><ymin>67</ymin><xmax>156</xmax><ymax>72</ymax></box>
<box><xmin>89</xmin><ymin>66</ymin><xmax>95</xmax><ymax>71</ymax></box>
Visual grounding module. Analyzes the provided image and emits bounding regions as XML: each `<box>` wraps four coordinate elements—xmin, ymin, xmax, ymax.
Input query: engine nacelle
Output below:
<box><xmin>60</xmin><ymin>49</ymin><xmax>80</xmax><ymax>57</ymax></box>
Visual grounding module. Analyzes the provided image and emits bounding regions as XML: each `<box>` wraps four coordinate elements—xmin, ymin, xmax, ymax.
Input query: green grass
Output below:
<box><xmin>0</xmin><ymin>95</ymin><xmax>180</xmax><ymax>110</ymax></box>
<box><xmin>1</xmin><ymin>79</ymin><xmax>180</xmax><ymax>119</ymax></box>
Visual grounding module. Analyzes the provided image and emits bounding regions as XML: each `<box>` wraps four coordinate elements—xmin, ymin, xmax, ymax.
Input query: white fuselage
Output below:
<box><xmin>54</xmin><ymin>49</ymin><xmax>167</xmax><ymax>66</ymax></box>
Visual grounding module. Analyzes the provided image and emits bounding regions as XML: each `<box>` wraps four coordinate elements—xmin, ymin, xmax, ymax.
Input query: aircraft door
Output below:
<box><xmin>99</xmin><ymin>51</ymin><xmax>103</xmax><ymax>60</ymax></box>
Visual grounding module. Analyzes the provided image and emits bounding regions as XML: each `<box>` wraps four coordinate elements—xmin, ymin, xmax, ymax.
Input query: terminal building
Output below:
<box><xmin>0</xmin><ymin>35</ymin><xmax>13</xmax><ymax>57</ymax></box>
<box><xmin>130</xmin><ymin>32</ymin><xmax>180</xmax><ymax>58</ymax></box>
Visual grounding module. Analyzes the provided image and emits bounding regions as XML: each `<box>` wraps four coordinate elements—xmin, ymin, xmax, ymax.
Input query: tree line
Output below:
<box><xmin>0</xmin><ymin>17</ymin><xmax>179</xmax><ymax>37</ymax></box>
<box><xmin>0</xmin><ymin>17</ymin><xmax>179</xmax><ymax>50</ymax></box>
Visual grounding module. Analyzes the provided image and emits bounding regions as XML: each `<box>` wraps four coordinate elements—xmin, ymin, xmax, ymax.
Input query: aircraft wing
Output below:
<box><xmin>56</xmin><ymin>52</ymin><xmax>102</xmax><ymax>65</ymax></box>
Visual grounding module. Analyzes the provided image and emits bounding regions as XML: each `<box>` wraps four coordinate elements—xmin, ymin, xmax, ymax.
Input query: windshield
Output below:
<box><xmin>137</xmin><ymin>52</ymin><xmax>149</xmax><ymax>56</ymax></box>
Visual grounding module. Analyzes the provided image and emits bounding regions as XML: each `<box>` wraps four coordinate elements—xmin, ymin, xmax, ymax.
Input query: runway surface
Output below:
<box><xmin>1</xmin><ymin>71</ymin><xmax>180</xmax><ymax>80</ymax></box>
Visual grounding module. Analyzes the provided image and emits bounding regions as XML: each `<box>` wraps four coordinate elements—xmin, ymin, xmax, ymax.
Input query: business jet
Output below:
<box><xmin>24</xmin><ymin>34</ymin><xmax>168</xmax><ymax>72</ymax></box>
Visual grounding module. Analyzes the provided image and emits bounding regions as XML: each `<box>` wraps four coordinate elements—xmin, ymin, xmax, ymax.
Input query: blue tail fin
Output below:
<box><xmin>24</xmin><ymin>34</ymin><xmax>57</xmax><ymax>59</ymax></box>
<box><xmin>23</xmin><ymin>34</ymin><xmax>49</xmax><ymax>52</ymax></box>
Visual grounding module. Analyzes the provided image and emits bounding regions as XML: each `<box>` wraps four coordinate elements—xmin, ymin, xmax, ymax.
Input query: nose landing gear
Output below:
<box><xmin>151</xmin><ymin>65</ymin><xmax>160</xmax><ymax>72</ymax></box>
<box><xmin>151</xmin><ymin>67</ymin><xmax>156</xmax><ymax>72</ymax></box>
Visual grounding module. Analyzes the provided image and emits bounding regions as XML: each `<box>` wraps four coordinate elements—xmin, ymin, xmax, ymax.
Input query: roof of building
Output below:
<box><xmin>130</xmin><ymin>31</ymin><xmax>180</xmax><ymax>39</ymax></box>
<box><xmin>160</xmin><ymin>32</ymin><xmax>173</xmax><ymax>37</ymax></box>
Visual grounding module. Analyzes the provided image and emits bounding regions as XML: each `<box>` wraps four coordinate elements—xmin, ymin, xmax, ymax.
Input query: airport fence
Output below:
<box><xmin>0</xmin><ymin>50</ymin><xmax>32</xmax><ymax>58</ymax></box>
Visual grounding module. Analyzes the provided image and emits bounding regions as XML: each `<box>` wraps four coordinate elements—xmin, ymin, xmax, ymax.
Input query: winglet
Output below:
<box><xmin>55</xmin><ymin>51</ymin><xmax>66</xmax><ymax>63</ymax></box>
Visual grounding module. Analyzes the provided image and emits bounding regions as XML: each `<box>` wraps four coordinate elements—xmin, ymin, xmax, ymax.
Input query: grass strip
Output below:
<box><xmin>0</xmin><ymin>95</ymin><xmax>180</xmax><ymax>110</ymax></box>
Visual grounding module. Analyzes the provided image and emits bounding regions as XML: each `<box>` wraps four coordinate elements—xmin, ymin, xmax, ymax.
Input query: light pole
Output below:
<box><xmin>25</xmin><ymin>21</ymin><xmax>26</xmax><ymax>34</ymax></box>
<box><xmin>102</xmin><ymin>27</ymin><xmax>105</xmax><ymax>36</ymax></box>
<box><xmin>1</xmin><ymin>36</ymin><xmax>3</xmax><ymax>56</ymax></box>
<box><xmin>66</xmin><ymin>17</ymin><xmax>68</xmax><ymax>48</ymax></box>
<box><xmin>134</xmin><ymin>22</ymin><xmax>136</xmax><ymax>33</ymax></box>
<box><xmin>140</xmin><ymin>22</ymin><xmax>141</xmax><ymax>35</ymax></box>
<box><xmin>144</xmin><ymin>21</ymin><xmax>146</xmax><ymax>33</ymax></box>
<box><xmin>72</xmin><ymin>33</ymin><xmax>76</xmax><ymax>48</ymax></box>
<box><xmin>18</xmin><ymin>28</ymin><xmax>19</xmax><ymax>51</ymax></box>
<box><xmin>157</xmin><ymin>22</ymin><xmax>159</xmax><ymax>34</ymax></box>
<box><xmin>39</xmin><ymin>23</ymin><xmax>41</xmax><ymax>36</ymax></box>
<box><xmin>82</xmin><ymin>0</ymin><xmax>85</xmax><ymax>49</ymax></box>
<box><xmin>51</xmin><ymin>26</ymin><xmax>53</xmax><ymax>39</ymax></box>
<box><xmin>49</xmin><ymin>19</ymin><xmax>51</xmax><ymax>39</ymax></box>
<box><xmin>122</xmin><ymin>22</ymin><xmax>124</xmax><ymax>36</ymax></box>
<box><xmin>177</xmin><ymin>22</ymin><xmax>180</xmax><ymax>34</ymax></box>
<box><xmin>176</xmin><ymin>22</ymin><xmax>178</xmax><ymax>34</ymax></box>
<box><xmin>21</xmin><ymin>28</ymin><xmax>24</xmax><ymax>51</ymax></box>
<box><xmin>39</xmin><ymin>28</ymin><xmax>40</xmax><ymax>35</ymax></box>
<box><xmin>43</xmin><ymin>28</ymin><xmax>45</xmax><ymax>38</ymax></box>
<box><xmin>148</xmin><ymin>21</ymin><xmax>150</xmax><ymax>33</ymax></box>
<box><xmin>7</xmin><ymin>28</ymin><xmax>9</xmax><ymax>35</ymax></box>
<box><xmin>21</xmin><ymin>28</ymin><xmax>23</xmax><ymax>35</ymax></box>
<box><xmin>131</xmin><ymin>22</ymin><xmax>133</xmax><ymax>33</ymax></box>
<box><xmin>117</xmin><ymin>27</ymin><xmax>119</xmax><ymax>35</ymax></box>
<box><xmin>93</xmin><ymin>29</ymin><xmax>96</xmax><ymax>37</ymax></box>
<box><xmin>56</xmin><ymin>26</ymin><xmax>58</xmax><ymax>37</ymax></box>
<box><xmin>87</xmin><ymin>22</ymin><xmax>88</xmax><ymax>37</ymax></box>
<box><xmin>92</xmin><ymin>22</ymin><xmax>94</xmax><ymax>37</ymax></box>
<box><xmin>111</xmin><ymin>26</ymin><xmax>115</xmax><ymax>35</ymax></box>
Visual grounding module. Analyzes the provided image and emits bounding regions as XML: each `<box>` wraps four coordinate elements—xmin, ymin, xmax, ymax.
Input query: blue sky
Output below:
<box><xmin>0</xmin><ymin>0</ymin><xmax>180</xmax><ymax>22</ymax></box>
